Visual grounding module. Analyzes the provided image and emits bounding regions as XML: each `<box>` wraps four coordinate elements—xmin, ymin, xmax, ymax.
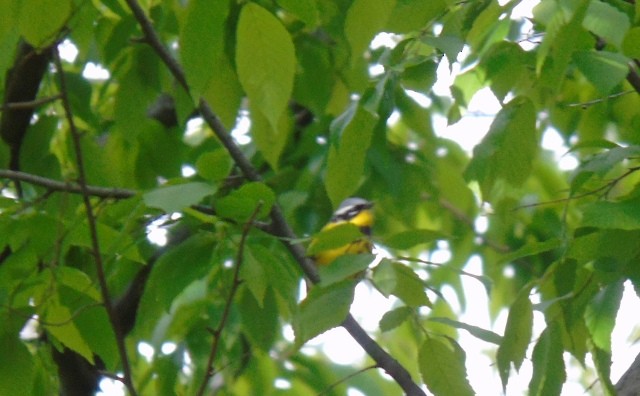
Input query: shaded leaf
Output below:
<box><xmin>294</xmin><ymin>280</ymin><xmax>356</xmax><ymax>346</ymax></box>
<box><xmin>383</xmin><ymin>229</ymin><xmax>443</xmax><ymax>250</ymax></box>
<box><xmin>464</xmin><ymin>96</ymin><xmax>537</xmax><ymax>200</ymax></box>
<box><xmin>419</xmin><ymin>337</ymin><xmax>474</xmax><ymax>396</ymax></box>
<box><xmin>144</xmin><ymin>182</ymin><xmax>216</xmax><ymax>213</ymax></box>
<box><xmin>379</xmin><ymin>306</ymin><xmax>413</xmax><ymax>332</ymax></box>
<box><xmin>428</xmin><ymin>317</ymin><xmax>503</xmax><ymax>345</ymax></box>
<box><xmin>585</xmin><ymin>280</ymin><xmax>624</xmax><ymax>352</ymax></box>
<box><xmin>581</xmin><ymin>198</ymin><xmax>640</xmax><ymax>230</ymax></box>
<box><xmin>372</xmin><ymin>259</ymin><xmax>430</xmax><ymax>307</ymax></box>
<box><xmin>573</xmin><ymin>50</ymin><xmax>629</xmax><ymax>95</ymax></box>
<box><xmin>307</xmin><ymin>223</ymin><xmax>364</xmax><ymax>256</ymax></box>
<box><xmin>529</xmin><ymin>323</ymin><xmax>566</xmax><ymax>396</ymax></box>
<box><xmin>325</xmin><ymin>105</ymin><xmax>377</xmax><ymax>206</ymax></box>
<box><xmin>496</xmin><ymin>284</ymin><xmax>534</xmax><ymax>389</ymax></box>
<box><xmin>214</xmin><ymin>182</ymin><xmax>275</xmax><ymax>221</ymax></box>
<box><xmin>318</xmin><ymin>253</ymin><xmax>375</xmax><ymax>286</ymax></box>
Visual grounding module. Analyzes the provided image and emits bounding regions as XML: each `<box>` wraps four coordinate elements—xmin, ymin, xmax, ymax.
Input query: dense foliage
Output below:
<box><xmin>2</xmin><ymin>0</ymin><xmax>640</xmax><ymax>395</ymax></box>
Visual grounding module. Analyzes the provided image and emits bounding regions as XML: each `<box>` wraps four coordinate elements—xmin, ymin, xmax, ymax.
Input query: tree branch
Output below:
<box><xmin>0</xmin><ymin>169</ymin><xmax>136</xmax><ymax>199</ymax></box>
<box><xmin>53</xmin><ymin>50</ymin><xmax>137</xmax><ymax>396</ymax></box>
<box><xmin>196</xmin><ymin>202</ymin><xmax>263</xmax><ymax>396</ymax></box>
<box><xmin>122</xmin><ymin>2</ymin><xmax>425</xmax><ymax>394</ymax></box>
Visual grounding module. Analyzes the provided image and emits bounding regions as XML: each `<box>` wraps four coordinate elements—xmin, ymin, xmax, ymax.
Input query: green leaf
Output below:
<box><xmin>179</xmin><ymin>0</ymin><xmax>230</xmax><ymax>97</ymax></box>
<box><xmin>64</xmin><ymin>221</ymin><xmax>143</xmax><ymax>263</ymax></box>
<box><xmin>573</xmin><ymin>50</ymin><xmax>629</xmax><ymax>95</ymax></box>
<box><xmin>307</xmin><ymin>223</ymin><xmax>364</xmax><ymax>255</ymax></box>
<box><xmin>464</xmin><ymin>96</ymin><xmax>537</xmax><ymax>200</ymax></box>
<box><xmin>622</xmin><ymin>27</ymin><xmax>640</xmax><ymax>58</ymax></box>
<box><xmin>56</xmin><ymin>266</ymin><xmax>101</xmax><ymax>301</ymax></box>
<box><xmin>140</xmin><ymin>233</ymin><xmax>214</xmax><ymax>314</ymax></box>
<box><xmin>294</xmin><ymin>280</ymin><xmax>356</xmax><ymax>346</ymax></box>
<box><xmin>44</xmin><ymin>296</ymin><xmax>94</xmax><ymax>364</ymax></box>
<box><xmin>585</xmin><ymin>280</ymin><xmax>623</xmax><ymax>352</ymax></box>
<box><xmin>249</xmin><ymin>100</ymin><xmax>291</xmax><ymax>171</ymax></box>
<box><xmin>325</xmin><ymin>105</ymin><xmax>377</xmax><ymax>206</ymax></box>
<box><xmin>195</xmin><ymin>149</ymin><xmax>233</xmax><ymax>182</ymax></box>
<box><xmin>318</xmin><ymin>253</ymin><xmax>375</xmax><ymax>286</ymax></box>
<box><xmin>382</xmin><ymin>229</ymin><xmax>443</xmax><ymax>250</ymax></box>
<box><xmin>276</xmin><ymin>0</ymin><xmax>319</xmax><ymax>26</ymax></box>
<box><xmin>372</xmin><ymin>259</ymin><xmax>430</xmax><ymax>307</ymax></box>
<box><xmin>428</xmin><ymin>317</ymin><xmax>503</xmax><ymax>345</ymax></box>
<box><xmin>386</xmin><ymin>0</ymin><xmax>446</xmax><ymax>33</ymax></box>
<box><xmin>496</xmin><ymin>284</ymin><xmax>533</xmax><ymax>390</ymax></box>
<box><xmin>345</xmin><ymin>0</ymin><xmax>396</xmax><ymax>60</ymax></box>
<box><xmin>0</xmin><ymin>323</ymin><xmax>35</xmax><ymax>395</ymax></box>
<box><xmin>583</xmin><ymin>0</ymin><xmax>630</xmax><ymax>48</ymax></box>
<box><xmin>143</xmin><ymin>182</ymin><xmax>216</xmax><ymax>213</ymax></box>
<box><xmin>400</xmin><ymin>60</ymin><xmax>438</xmax><ymax>93</ymax></box>
<box><xmin>500</xmin><ymin>238</ymin><xmax>563</xmax><ymax>264</ymax></box>
<box><xmin>239</xmin><ymin>287</ymin><xmax>279</xmax><ymax>351</ymax></box>
<box><xmin>581</xmin><ymin>198</ymin><xmax>640</xmax><ymax>230</ymax></box>
<box><xmin>181</xmin><ymin>0</ymin><xmax>242</xmax><ymax>129</ymax></box>
<box><xmin>214</xmin><ymin>182</ymin><xmax>275</xmax><ymax>221</ymax></box>
<box><xmin>18</xmin><ymin>0</ymin><xmax>71</xmax><ymax>47</ymax></box>
<box><xmin>591</xmin><ymin>345</ymin><xmax>616</xmax><ymax>395</ymax></box>
<box><xmin>242</xmin><ymin>244</ymin><xmax>269</xmax><ymax>305</ymax></box>
<box><xmin>379</xmin><ymin>306</ymin><xmax>413</xmax><ymax>332</ymax></box>
<box><xmin>529</xmin><ymin>323</ymin><xmax>566</xmax><ymax>396</ymax></box>
<box><xmin>419</xmin><ymin>337</ymin><xmax>474</xmax><ymax>396</ymax></box>
<box><xmin>236</xmin><ymin>3</ymin><xmax>295</xmax><ymax>131</ymax></box>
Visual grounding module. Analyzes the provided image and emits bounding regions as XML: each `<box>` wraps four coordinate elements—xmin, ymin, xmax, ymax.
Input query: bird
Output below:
<box><xmin>311</xmin><ymin>197</ymin><xmax>374</xmax><ymax>266</ymax></box>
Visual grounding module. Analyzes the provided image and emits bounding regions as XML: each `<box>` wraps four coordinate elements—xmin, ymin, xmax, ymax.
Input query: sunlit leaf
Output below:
<box><xmin>236</xmin><ymin>3</ymin><xmax>295</xmax><ymax>130</ymax></box>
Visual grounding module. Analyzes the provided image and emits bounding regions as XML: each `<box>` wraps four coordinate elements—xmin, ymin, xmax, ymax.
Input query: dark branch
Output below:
<box><xmin>53</xmin><ymin>50</ymin><xmax>137</xmax><ymax>396</ymax></box>
<box><xmin>0</xmin><ymin>169</ymin><xmax>136</xmax><ymax>199</ymax></box>
<box><xmin>0</xmin><ymin>94</ymin><xmax>61</xmax><ymax>111</ymax></box>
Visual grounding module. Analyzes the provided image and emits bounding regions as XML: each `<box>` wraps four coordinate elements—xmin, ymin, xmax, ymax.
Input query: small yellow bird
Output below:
<box><xmin>311</xmin><ymin>197</ymin><xmax>374</xmax><ymax>266</ymax></box>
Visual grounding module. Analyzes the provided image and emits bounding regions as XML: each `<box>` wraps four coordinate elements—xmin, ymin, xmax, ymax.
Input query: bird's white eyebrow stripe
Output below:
<box><xmin>332</xmin><ymin>204</ymin><xmax>368</xmax><ymax>221</ymax></box>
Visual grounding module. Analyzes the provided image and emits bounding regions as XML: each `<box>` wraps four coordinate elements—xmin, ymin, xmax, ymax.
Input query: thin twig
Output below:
<box><xmin>123</xmin><ymin>2</ymin><xmax>424</xmax><ymax>394</ymax></box>
<box><xmin>396</xmin><ymin>256</ymin><xmax>489</xmax><ymax>285</ymax></box>
<box><xmin>0</xmin><ymin>169</ymin><xmax>136</xmax><ymax>199</ymax></box>
<box><xmin>53</xmin><ymin>50</ymin><xmax>137</xmax><ymax>396</ymax></box>
<box><xmin>515</xmin><ymin>166</ymin><xmax>640</xmax><ymax>210</ymax></box>
<box><xmin>0</xmin><ymin>94</ymin><xmax>62</xmax><ymax>111</ymax></box>
<box><xmin>317</xmin><ymin>364</ymin><xmax>378</xmax><ymax>395</ymax></box>
<box><xmin>562</xmin><ymin>90</ymin><xmax>633</xmax><ymax>108</ymax></box>
<box><xmin>196</xmin><ymin>201</ymin><xmax>263</xmax><ymax>396</ymax></box>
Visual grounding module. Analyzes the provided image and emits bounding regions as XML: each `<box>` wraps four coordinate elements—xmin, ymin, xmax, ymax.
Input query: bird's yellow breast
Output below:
<box><xmin>313</xmin><ymin>208</ymin><xmax>374</xmax><ymax>266</ymax></box>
